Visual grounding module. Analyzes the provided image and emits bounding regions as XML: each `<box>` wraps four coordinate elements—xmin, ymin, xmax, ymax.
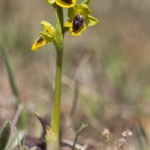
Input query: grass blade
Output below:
<box><xmin>0</xmin><ymin>121</ymin><xmax>11</xmax><ymax>150</ymax></box>
<box><xmin>72</xmin><ymin>120</ymin><xmax>88</xmax><ymax>150</ymax></box>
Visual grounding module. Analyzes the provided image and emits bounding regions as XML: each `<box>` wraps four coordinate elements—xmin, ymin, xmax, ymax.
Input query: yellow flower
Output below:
<box><xmin>56</xmin><ymin>0</ymin><xmax>76</xmax><ymax>8</ymax></box>
<box><xmin>47</xmin><ymin>0</ymin><xmax>76</xmax><ymax>8</ymax></box>
<box><xmin>65</xmin><ymin>4</ymin><xmax>99</xmax><ymax>36</ymax></box>
<box><xmin>31</xmin><ymin>21</ymin><xmax>55</xmax><ymax>51</ymax></box>
<box><xmin>66</xmin><ymin>14</ymin><xmax>86</xmax><ymax>36</ymax></box>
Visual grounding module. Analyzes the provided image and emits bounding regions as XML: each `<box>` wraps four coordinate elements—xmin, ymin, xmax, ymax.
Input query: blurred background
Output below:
<box><xmin>1</xmin><ymin>0</ymin><xmax>150</xmax><ymax>149</ymax></box>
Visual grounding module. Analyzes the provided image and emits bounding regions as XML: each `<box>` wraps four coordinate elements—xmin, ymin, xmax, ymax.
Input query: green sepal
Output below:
<box><xmin>68</xmin><ymin>7</ymin><xmax>76</xmax><ymax>19</ymax></box>
<box><xmin>40</xmin><ymin>21</ymin><xmax>56</xmax><ymax>43</ymax></box>
<box><xmin>68</xmin><ymin>4</ymin><xmax>91</xmax><ymax>19</ymax></box>
<box><xmin>41</xmin><ymin>21</ymin><xmax>55</xmax><ymax>33</ymax></box>
<box><xmin>40</xmin><ymin>32</ymin><xmax>55</xmax><ymax>43</ymax></box>
<box><xmin>77</xmin><ymin>4</ymin><xmax>91</xmax><ymax>16</ymax></box>
<box><xmin>86</xmin><ymin>15</ymin><xmax>99</xmax><ymax>26</ymax></box>
<box><xmin>0</xmin><ymin>121</ymin><xmax>11</xmax><ymax>150</ymax></box>
<box><xmin>82</xmin><ymin>0</ymin><xmax>90</xmax><ymax>5</ymax></box>
<box><xmin>47</xmin><ymin>0</ymin><xmax>55</xmax><ymax>4</ymax></box>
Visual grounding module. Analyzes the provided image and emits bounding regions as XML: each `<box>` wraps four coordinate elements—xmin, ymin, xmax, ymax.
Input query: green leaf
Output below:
<box><xmin>82</xmin><ymin>0</ymin><xmax>90</xmax><ymax>5</ymax></box>
<box><xmin>0</xmin><ymin>121</ymin><xmax>11</xmax><ymax>150</ymax></box>
<box><xmin>86</xmin><ymin>15</ymin><xmax>99</xmax><ymax>26</ymax></box>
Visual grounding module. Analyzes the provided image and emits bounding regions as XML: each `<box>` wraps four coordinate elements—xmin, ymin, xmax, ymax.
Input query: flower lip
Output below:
<box><xmin>37</xmin><ymin>36</ymin><xmax>44</xmax><ymax>44</ymax></box>
<box><xmin>31</xmin><ymin>36</ymin><xmax>46</xmax><ymax>51</ymax></box>
<box><xmin>72</xmin><ymin>14</ymin><xmax>85</xmax><ymax>32</ymax></box>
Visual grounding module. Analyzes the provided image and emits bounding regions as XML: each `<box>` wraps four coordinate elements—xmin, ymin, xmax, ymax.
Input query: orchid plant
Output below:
<box><xmin>31</xmin><ymin>0</ymin><xmax>98</xmax><ymax>149</ymax></box>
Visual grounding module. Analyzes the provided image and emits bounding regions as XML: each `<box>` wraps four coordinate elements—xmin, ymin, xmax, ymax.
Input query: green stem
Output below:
<box><xmin>51</xmin><ymin>50</ymin><xmax>63</xmax><ymax>142</ymax></box>
<box><xmin>51</xmin><ymin>4</ymin><xmax>64</xmax><ymax>146</ymax></box>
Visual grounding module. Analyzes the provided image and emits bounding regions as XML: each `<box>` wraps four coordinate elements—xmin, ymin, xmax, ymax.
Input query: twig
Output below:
<box><xmin>11</xmin><ymin>104</ymin><xmax>23</xmax><ymax>131</ymax></box>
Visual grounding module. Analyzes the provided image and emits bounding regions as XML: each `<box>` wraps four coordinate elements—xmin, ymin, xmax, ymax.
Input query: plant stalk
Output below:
<box><xmin>51</xmin><ymin>50</ymin><xmax>63</xmax><ymax>142</ymax></box>
<box><xmin>51</xmin><ymin>4</ymin><xmax>64</xmax><ymax>146</ymax></box>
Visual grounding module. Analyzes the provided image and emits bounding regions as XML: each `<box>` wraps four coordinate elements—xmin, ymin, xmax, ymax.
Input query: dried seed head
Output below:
<box><xmin>127</xmin><ymin>129</ymin><xmax>132</xmax><ymax>136</ymax></box>
<box><xmin>115</xmin><ymin>137</ymin><xmax>127</xmax><ymax>149</ymax></box>
<box><xmin>122</xmin><ymin>129</ymin><xmax>132</xmax><ymax>138</ymax></box>
<box><xmin>122</xmin><ymin>131</ymin><xmax>127</xmax><ymax>138</ymax></box>
<box><xmin>102</xmin><ymin>128</ymin><xmax>110</xmax><ymax>141</ymax></box>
